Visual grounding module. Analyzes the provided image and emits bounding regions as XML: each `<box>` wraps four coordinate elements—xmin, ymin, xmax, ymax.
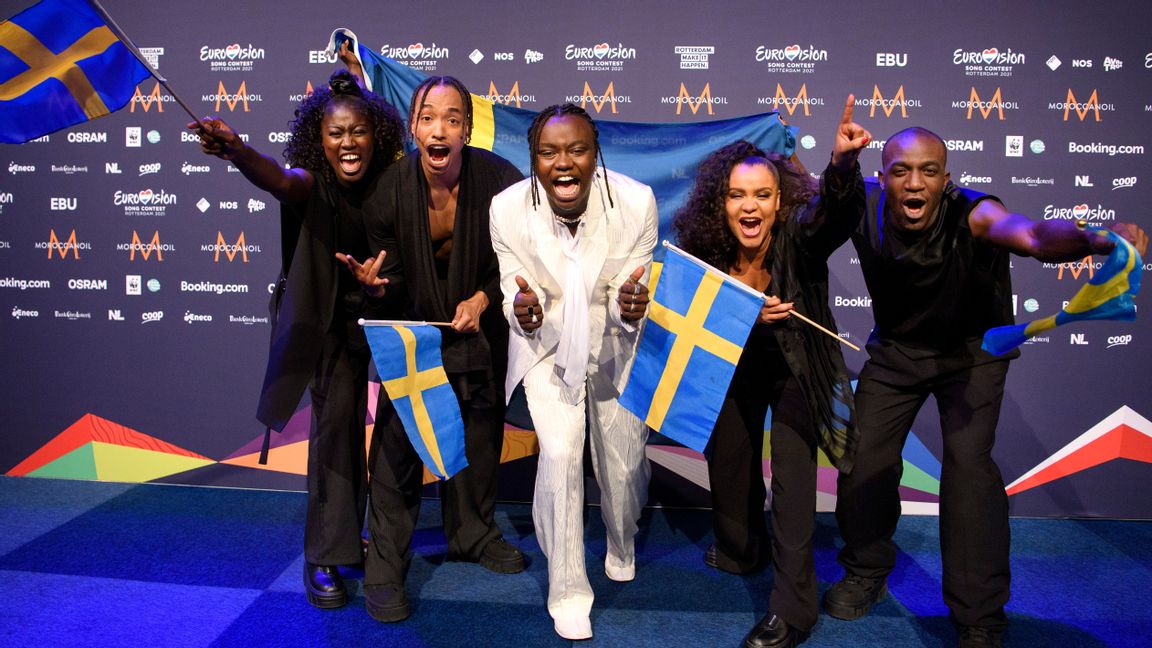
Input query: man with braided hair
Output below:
<box><xmin>489</xmin><ymin>103</ymin><xmax>658</xmax><ymax>640</ymax></box>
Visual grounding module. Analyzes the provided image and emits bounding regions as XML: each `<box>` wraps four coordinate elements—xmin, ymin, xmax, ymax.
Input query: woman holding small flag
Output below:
<box><xmin>190</xmin><ymin>70</ymin><xmax>406</xmax><ymax>612</ymax></box>
<box><xmin>672</xmin><ymin>96</ymin><xmax>869</xmax><ymax>648</ymax></box>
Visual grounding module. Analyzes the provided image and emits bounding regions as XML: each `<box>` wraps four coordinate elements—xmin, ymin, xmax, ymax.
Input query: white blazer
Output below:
<box><xmin>489</xmin><ymin>169</ymin><xmax>659</xmax><ymax>402</ymax></box>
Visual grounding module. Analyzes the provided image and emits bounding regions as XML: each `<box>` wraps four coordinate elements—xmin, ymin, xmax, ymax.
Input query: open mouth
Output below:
<box><xmin>902</xmin><ymin>196</ymin><xmax>927</xmax><ymax>218</ymax></box>
<box><xmin>738</xmin><ymin>216</ymin><xmax>763</xmax><ymax>238</ymax></box>
<box><xmin>339</xmin><ymin>153</ymin><xmax>363</xmax><ymax>176</ymax></box>
<box><xmin>426</xmin><ymin>144</ymin><xmax>451</xmax><ymax>165</ymax></box>
<box><xmin>551</xmin><ymin>175</ymin><xmax>581</xmax><ymax>202</ymax></box>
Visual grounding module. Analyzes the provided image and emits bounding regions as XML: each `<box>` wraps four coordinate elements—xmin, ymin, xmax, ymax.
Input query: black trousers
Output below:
<box><xmin>364</xmin><ymin>378</ymin><xmax>505</xmax><ymax>586</ymax></box>
<box><xmin>835</xmin><ymin>358</ymin><xmax>1011</xmax><ymax>630</ymax></box>
<box><xmin>304</xmin><ymin>323</ymin><xmax>371</xmax><ymax>566</ymax></box>
<box><xmin>708</xmin><ymin>373</ymin><xmax>821</xmax><ymax>632</ymax></box>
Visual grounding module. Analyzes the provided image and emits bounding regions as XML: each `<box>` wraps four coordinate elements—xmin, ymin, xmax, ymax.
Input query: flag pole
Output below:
<box><xmin>85</xmin><ymin>0</ymin><xmax>204</xmax><ymax>128</ymax></box>
<box><xmin>359</xmin><ymin>319</ymin><xmax>455</xmax><ymax>328</ymax></box>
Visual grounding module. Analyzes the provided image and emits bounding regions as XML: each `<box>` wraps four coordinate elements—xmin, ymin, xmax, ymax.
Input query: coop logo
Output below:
<box><xmin>181</xmin><ymin>162</ymin><xmax>210</xmax><ymax>175</ymax></box>
<box><xmin>203</xmin><ymin>231</ymin><xmax>260</xmax><ymax>262</ymax></box>
<box><xmin>114</xmin><ymin>188</ymin><xmax>177</xmax><ymax>216</ymax></box>
<box><xmin>184</xmin><ymin>311</ymin><xmax>213</xmax><ymax>323</ymax></box>
<box><xmin>308</xmin><ymin>49</ymin><xmax>337</xmax><ymax>64</ymax></box>
<box><xmin>130</xmin><ymin>82</ymin><xmax>174</xmax><ymax>112</ymax></box>
<box><xmin>1050</xmin><ymin>89</ymin><xmax>1113</xmax><ymax>122</ymax></box>
<box><xmin>141</xmin><ymin>310</ymin><xmax>163</xmax><ymax>323</ymax></box>
<box><xmin>484</xmin><ymin>81</ymin><xmax>536</xmax><ymax>108</ymax></box>
<box><xmin>756</xmin><ymin>83</ymin><xmax>824</xmax><ymax>117</ymax></box>
<box><xmin>855</xmin><ymin>85</ymin><xmax>920</xmax><ymax>119</ymax></box>
<box><xmin>118</xmin><ymin>230</ymin><xmax>172</xmax><ymax>261</ymax></box>
<box><xmin>200</xmin><ymin>43</ymin><xmax>265</xmax><ymax>72</ymax></box>
<box><xmin>566</xmin><ymin>82</ymin><xmax>632</xmax><ymax>114</ymax></box>
<box><xmin>675</xmin><ymin>45</ymin><xmax>714</xmax><ymax>70</ymax></box>
<box><xmin>1042</xmin><ymin>203</ymin><xmax>1116</xmax><ymax>222</ymax></box>
<box><xmin>958</xmin><ymin>172</ymin><xmax>993</xmax><ymax>186</ymax></box>
<box><xmin>952</xmin><ymin>86</ymin><xmax>1018</xmax><ymax>120</ymax></box>
<box><xmin>138</xmin><ymin>162</ymin><xmax>161</xmax><ymax>176</ymax></box>
<box><xmin>875</xmin><ymin>52</ymin><xmax>908</xmax><ymax>67</ymax></box>
<box><xmin>1112</xmin><ymin>176</ymin><xmax>1137</xmax><ymax>190</ymax></box>
<box><xmin>754</xmin><ymin>43</ymin><xmax>828</xmax><ymax>73</ymax></box>
<box><xmin>661</xmin><ymin>83</ymin><xmax>728</xmax><ymax>115</ymax></box>
<box><xmin>37</xmin><ymin>229</ymin><xmax>90</xmax><ymax>259</ymax></box>
<box><xmin>288</xmin><ymin>81</ymin><xmax>316</xmax><ymax>103</ymax></box>
<box><xmin>379</xmin><ymin>42</ymin><xmax>449</xmax><ymax>71</ymax></box>
<box><xmin>565</xmin><ymin>41</ymin><xmax>637</xmax><ymax>72</ymax></box>
<box><xmin>953</xmin><ymin>46</ymin><xmax>1025</xmax><ymax>76</ymax></box>
<box><xmin>8</xmin><ymin>162</ymin><xmax>35</xmax><ymax>174</ymax></box>
<box><xmin>1106</xmin><ymin>334</ymin><xmax>1133</xmax><ymax>349</ymax></box>
<box><xmin>11</xmin><ymin>307</ymin><xmax>39</xmax><ymax>319</ymax></box>
<box><xmin>203</xmin><ymin>81</ymin><xmax>262</xmax><ymax>112</ymax></box>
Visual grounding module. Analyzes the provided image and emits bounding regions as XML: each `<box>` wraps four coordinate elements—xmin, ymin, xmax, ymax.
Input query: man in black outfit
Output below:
<box><xmin>824</xmin><ymin>127</ymin><xmax>1147</xmax><ymax>648</ymax></box>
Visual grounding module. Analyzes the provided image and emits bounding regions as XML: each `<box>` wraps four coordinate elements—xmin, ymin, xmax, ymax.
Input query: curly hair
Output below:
<box><xmin>526</xmin><ymin>103</ymin><xmax>613</xmax><ymax>210</ymax></box>
<box><xmin>283</xmin><ymin>70</ymin><xmax>404</xmax><ymax>185</ymax></box>
<box><xmin>673</xmin><ymin>140</ymin><xmax>816</xmax><ymax>271</ymax></box>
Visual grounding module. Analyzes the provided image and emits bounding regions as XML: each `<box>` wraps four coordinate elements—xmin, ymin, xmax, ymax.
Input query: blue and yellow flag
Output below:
<box><xmin>983</xmin><ymin>228</ymin><xmax>1143</xmax><ymax>355</ymax></box>
<box><xmin>619</xmin><ymin>243</ymin><xmax>765</xmax><ymax>452</ymax></box>
<box><xmin>0</xmin><ymin>0</ymin><xmax>151</xmax><ymax>144</ymax></box>
<box><xmin>363</xmin><ymin>321</ymin><xmax>467</xmax><ymax>479</ymax></box>
<box><xmin>332</xmin><ymin>30</ymin><xmax>796</xmax><ymax>251</ymax></box>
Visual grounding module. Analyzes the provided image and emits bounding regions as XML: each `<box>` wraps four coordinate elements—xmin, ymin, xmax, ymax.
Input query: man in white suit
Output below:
<box><xmin>489</xmin><ymin>103</ymin><xmax>658</xmax><ymax>641</ymax></box>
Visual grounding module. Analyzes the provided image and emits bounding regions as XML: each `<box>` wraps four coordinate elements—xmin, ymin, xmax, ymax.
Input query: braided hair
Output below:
<box><xmin>526</xmin><ymin>103</ymin><xmax>613</xmax><ymax>210</ymax></box>
<box><xmin>283</xmin><ymin>69</ymin><xmax>404</xmax><ymax>186</ymax></box>
<box><xmin>406</xmin><ymin>75</ymin><xmax>474</xmax><ymax>140</ymax></box>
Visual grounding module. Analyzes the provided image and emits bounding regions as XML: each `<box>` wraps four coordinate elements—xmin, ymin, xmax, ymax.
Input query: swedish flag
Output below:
<box><xmin>0</xmin><ymin>0</ymin><xmax>151</xmax><ymax>144</ymax></box>
<box><xmin>983</xmin><ymin>228</ymin><xmax>1142</xmax><ymax>355</ymax></box>
<box><xmin>334</xmin><ymin>30</ymin><xmax>796</xmax><ymax>249</ymax></box>
<box><xmin>619</xmin><ymin>243</ymin><xmax>765</xmax><ymax>452</ymax></box>
<box><xmin>363</xmin><ymin>322</ymin><xmax>467</xmax><ymax>479</ymax></box>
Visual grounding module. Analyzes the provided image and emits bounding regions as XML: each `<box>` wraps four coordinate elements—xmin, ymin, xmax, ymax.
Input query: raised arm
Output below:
<box><xmin>969</xmin><ymin>201</ymin><xmax>1148</xmax><ymax>262</ymax></box>
<box><xmin>188</xmin><ymin>117</ymin><xmax>313</xmax><ymax>204</ymax></box>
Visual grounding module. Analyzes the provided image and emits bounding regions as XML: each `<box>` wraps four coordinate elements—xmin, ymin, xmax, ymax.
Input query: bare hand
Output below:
<box><xmin>187</xmin><ymin>117</ymin><xmax>243</xmax><ymax>161</ymax></box>
<box><xmin>1109</xmin><ymin>222</ymin><xmax>1149</xmax><ymax>258</ymax></box>
<box><xmin>337</xmin><ymin>40</ymin><xmax>365</xmax><ymax>86</ymax></box>
<box><xmin>452</xmin><ymin>292</ymin><xmax>488</xmax><ymax>333</ymax></box>
<box><xmin>617</xmin><ymin>266</ymin><xmax>650</xmax><ymax>322</ymax></box>
<box><xmin>513</xmin><ymin>275</ymin><xmax>541</xmax><ymax>332</ymax></box>
<box><xmin>759</xmin><ymin>295</ymin><xmax>794</xmax><ymax>324</ymax></box>
<box><xmin>830</xmin><ymin>95</ymin><xmax>871</xmax><ymax>171</ymax></box>
<box><xmin>336</xmin><ymin>251</ymin><xmax>387</xmax><ymax>297</ymax></box>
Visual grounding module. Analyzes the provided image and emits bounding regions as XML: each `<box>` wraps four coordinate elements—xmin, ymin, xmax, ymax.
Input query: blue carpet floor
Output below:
<box><xmin>0</xmin><ymin>476</ymin><xmax>1147</xmax><ymax>647</ymax></box>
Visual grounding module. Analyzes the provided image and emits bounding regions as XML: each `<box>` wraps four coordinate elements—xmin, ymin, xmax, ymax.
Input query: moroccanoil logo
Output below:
<box><xmin>202</xmin><ymin>231</ymin><xmax>261</xmax><ymax>263</ymax></box>
<box><xmin>130</xmin><ymin>82</ymin><xmax>173</xmax><ymax>112</ymax></box>
<box><xmin>565</xmin><ymin>81</ymin><xmax>632</xmax><ymax>114</ymax></box>
<box><xmin>855</xmin><ymin>85</ymin><xmax>920</xmax><ymax>119</ymax></box>
<box><xmin>1050</xmin><ymin>88</ymin><xmax>1113</xmax><ymax>122</ymax></box>
<box><xmin>758</xmin><ymin>83</ymin><xmax>824</xmax><ymax>117</ymax></box>
<box><xmin>288</xmin><ymin>81</ymin><xmax>315</xmax><ymax>103</ymax></box>
<box><xmin>42</xmin><ymin>229</ymin><xmax>85</xmax><ymax>259</ymax></box>
<box><xmin>118</xmin><ymin>230</ymin><xmax>172</xmax><ymax>261</ymax></box>
<box><xmin>660</xmin><ymin>83</ymin><xmax>727</xmax><ymax>116</ymax></box>
<box><xmin>951</xmin><ymin>86</ymin><xmax>1018</xmax><ymax>120</ymax></box>
<box><xmin>485</xmin><ymin>81</ymin><xmax>535</xmax><ymax>108</ymax></box>
<box><xmin>202</xmin><ymin>80</ymin><xmax>262</xmax><ymax>112</ymax></box>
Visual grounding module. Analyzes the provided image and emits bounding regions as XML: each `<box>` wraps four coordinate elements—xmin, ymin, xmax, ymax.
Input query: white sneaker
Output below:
<box><xmin>553</xmin><ymin>614</ymin><xmax>593</xmax><ymax>640</ymax></box>
<box><xmin>604</xmin><ymin>555</ymin><xmax>635</xmax><ymax>582</ymax></box>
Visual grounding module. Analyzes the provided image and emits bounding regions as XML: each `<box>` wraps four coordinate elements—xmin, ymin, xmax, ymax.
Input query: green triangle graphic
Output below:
<box><xmin>27</xmin><ymin>442</ymin><xmax>98</xmax><ymax>480</ymax></box>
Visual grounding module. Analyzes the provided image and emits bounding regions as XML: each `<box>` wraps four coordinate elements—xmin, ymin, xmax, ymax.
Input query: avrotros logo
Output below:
<box><xmin>485</xmin><ymin>81</ymin><xmax>536</xmax><ymax>108</ymax></box>
<box><xmin>379</xmin><ymin>42</ymin><xmax>449</xmax><ymax>71</ymax></box>
<box><xmin>203</xmin><ymin>81</ymin><xmax>262</xmax><ymax>112</ymax></box>
<box><xmin>114</xmin><ymin>188</ymin><xmax>177</xmax><ymax>216</ymax></box>
<box><xmin>565</xmin><ymin>82</ymin><xmax>632</xmax><ymax>114</ymax></box>
<box><xmin>565</xmin><ymin>41</ymin><xmax>637</xmax><ymax>72</ymax></box>
<box><xmin>1042</xmin><ymin>202</ymin><xmax>1116</xmax><ymax>222</ymax></box>
<box><xmin>1049</xmin><ymin>88</ymin><xmax>1113</xmax><ymax>122</ymax></box>
<box><xmin>953</xmin><ymin>46</ymin><xmax>1025</xmax><ymax>76</ymax></box>
<box><xmin>661</xmin><ymin>82</ymin><xmax>728</xmax><ymax>116</ymax></box>
<box><xmin>202</xmin><ymin>231</ymin><xmax>260</xmax><ymax>263</ymax></box>
<box><xmin>754</xmin><ymin>43</ymin><xmax>828</xmax><ymax>73</ymax></box>
<box><xmin>756</xmin><ymin>83</ymin><xmax>824</xmax><ymax>117</ymax></box>
<box><xmin>130</xmin><ymin>82</ymin><xmax>174</xmax><ymax>112</ymax></box>
<box><xmin>952</xmin><ymin>87</ymin><xmax>1018</xmax><ymax>120</ymax></box>
<box><xmin>855</xmin><ymin>85</ymin><xmax>921</xmax><ymax>119</ymax></box>
<box><xmin>36</xmin><ymin>229</ymin><xmax>90</xmax><ymax>259</ymax></box>
<box><xmin>117</xmin><ymin>230</ymin><xmax>172</xmax><ymax>261</ymax></box>
<box><xmin>200</xmin><ymin>43</ymin><xmax>265</xmax><ymax>72</ymax></box>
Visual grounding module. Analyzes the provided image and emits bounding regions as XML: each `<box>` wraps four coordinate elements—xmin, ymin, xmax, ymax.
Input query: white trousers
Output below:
<box><xmin>522</xmin><ymin>353</ymin><xmax>650</xmax><ymax>624</ymax></box>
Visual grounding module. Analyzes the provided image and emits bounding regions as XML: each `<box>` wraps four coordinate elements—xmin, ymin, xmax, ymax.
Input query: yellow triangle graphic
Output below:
<box><xmin>92</xmin><ymin>442</ymin><xmax>215</xmax><ymax>482</ymax></box>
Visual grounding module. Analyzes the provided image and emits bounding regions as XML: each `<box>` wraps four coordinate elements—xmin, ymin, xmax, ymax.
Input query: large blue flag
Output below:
<box><xmin>983</xmin><ymin>228</ymin><xmax>1143</xmax><ymax>355</ymax></box>
<box><xmin>619</xmin><ymin>243</ymin><xmax>765</xmax><ymax>452</ymax></box>
<box><xmin>330</xmin><ymin>29</ymin><xmax>796</xmax><ymax>252</ymax></box>
<box><xmin>0</xmin><ymin>0</ymin><xmax>151</xmax><ymax>144</ymax></box>
<box><xmin>363</xmin><ymin>321</ymin><xmax>467</xmax><ymax>479</ymax></box>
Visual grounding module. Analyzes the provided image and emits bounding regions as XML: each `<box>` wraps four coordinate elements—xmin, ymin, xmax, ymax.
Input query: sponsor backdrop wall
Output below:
<box><xmin>2</xmin><ymin>0</ymin><xmax>1150</xmax><ymax>518</ymax></box>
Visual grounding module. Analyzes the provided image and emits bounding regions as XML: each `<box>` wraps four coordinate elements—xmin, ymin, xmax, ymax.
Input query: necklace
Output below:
<box><xmin>553</xmin><ymin>211</ymin><xmax>584</xmax><ymax>226</ymax></box>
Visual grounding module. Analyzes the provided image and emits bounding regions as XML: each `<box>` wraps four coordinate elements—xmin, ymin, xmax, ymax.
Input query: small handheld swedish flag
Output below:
<box><xmin>619</xmin><ymin>243</ymin><xmax>765</xmax><ymax>453</ymax></box>
<box><xmin>0</xmin><ymin>0</ymin><xmax>151</xmax><ymax>144</ymax></box>
<box><xmin>363</xmin><ymin>321</ymin><xmax>468</xmax><ymax>479</ymax></box>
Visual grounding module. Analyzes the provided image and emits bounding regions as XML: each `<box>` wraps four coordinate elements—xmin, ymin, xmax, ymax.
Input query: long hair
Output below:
<box><xmin>526</xmin><ymin>103</ymin><xmax>613</xmax><ymax>210</ymax></box>
<box><xmin>672</xmin><ymin>140</ymin><xmax>816</xmax><ymax>271</ymax></box>
<box><xmin>406</xmin><ymin>75</ymin><xmax>474</xmax><ymax>141</ymax></box>
<box><xmin>283</xmin><ymin>70</ymin><xmax>404</xmax><ymax>185</ymax></box>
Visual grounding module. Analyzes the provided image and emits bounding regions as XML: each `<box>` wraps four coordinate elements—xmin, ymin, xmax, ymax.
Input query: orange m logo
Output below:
<box><xmin>580</xmin><ymin>81</ymin><xmax>617</xmax><ymax>114</ymax></box>
<box><xmin>130</xmin><ymin>230</ymin><xmax>163</xmax><ymax>261</ymax></box>
<box><xmin>215</xmin><ymin>80</ymin><xmax>250</xmax><ymax>112</ymax></box>
<box><xmin>870</xmin><ymin>85</ymin><xmax>907</xmax><ymax>118</ymax></box>
<box><xmin>215</xmin><ymin>231</ymin><xmax>248</xmax><ymax>263</ymax></box>
<box><xmin>47</xmin><ymin>229</ymin><xmax>79</xmax><ymax>259</ymax></box>
<box><xmin>487</xmin><ymin>80</ymin><xmax>523</xmax><ymax>108</ymax></box>
<box><xmin>967</xmin><ymin>87</ymin><xmax>1005</xmax><ymax>120</ymax></box>
<box><xmin>1056</xmin><ymin>256</ymin><xmax>1094</xmax><ymax>281</ymax></box>
<box><xmin>131</xmin><ymin>82</ymin><xmax>164</xmax><ymax>112</ymax></box>
<box><xmin>676</xmin><ymin>83</ymin><xmax>713</xmax><ymax>115</ymax></box>
<box><xmin>1064</xmin><ymin>88</ymin><xmax>1101</xmax><ymax>122</ymax></box>
<box><xmin>773</xmin><ymin>83</ymin><xmax>811</xmax><ymax>117</ymax></box>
